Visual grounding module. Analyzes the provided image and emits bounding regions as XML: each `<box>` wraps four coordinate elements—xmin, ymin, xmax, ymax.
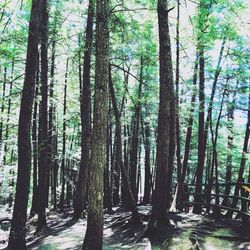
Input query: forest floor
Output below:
<box><xmin>1</xmin><ymin>205</ymin><xmax>250</xmax><ymax>249</ymax></box>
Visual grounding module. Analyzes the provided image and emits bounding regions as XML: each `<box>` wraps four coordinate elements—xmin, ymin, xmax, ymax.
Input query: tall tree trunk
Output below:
<box><xmin>4</xmin><ymin>61</ymin><xmax>15</xmax><ymax>165</ymax></box>
<box><xmin>175</xmin><ymin>0</ymin><xmax>182</xmax><ymax>190</ymax></box>
<box><xmin>203</xmin><ymin>39</ymin><xmax>226</xmax><ymax>156</ymax></box>
<box><xmin>130</xmin><ymin>56</ymin><xmax>143</xmax><ymax>203</ymax></box>
<box><xmin>193</xmin><ymin>46</ymin><xmax>205</xmax><ymax>214</ymax></box>
<box><xmin>7</xmin><ymin>0</ymin><xmax>40</xmax><ymax>247</ymax></box>
<box><xmin>142</xmin><ymin>122</ymin><xmax>151</xmax><ymax>204</ymax></box>
<box><xmin>206</xmin><ymin>87</ymin><xmax>226</xmax><ymax>215</ymax></box>
<box><xmin>221</xmin><ymin>87</ymin><xmax>237</xmax><ymax>206</ymax></box>
<box><xmin>82</xmin><ymin>0</ymin><xmax>109</xmax><ymax>248</ymax></box>
<box><xmin>150</xmin><ymin>0</ymin><xmax>175</xmax><ymax>227</ymax></box>
<box><xmin>37</xmin><ymin>0</ymin><xmax>49</xmax><ymax>231</ymax></box>
<box><xmin>193</xmin><ymin>0</ymin><xmax>215</xmax><ymax>214</ymax></box>
<box><xmin>30</xmin><ymin>65</ymin><xmax>39</xmax><ymax>218</ymax></box>
<box><xmin>73</xmin><ymin>0</ymin><xmax>94</xmax><ymax>220</ymax></box>
<box><xmin>59</xmin><ymin>58</ymin><xmax>69</xmax><ymax>210</ymax></box>
<box><xmin>49</xmin><ymin>39</ymin><xmax>56</xmax><ymax>209</ymax></box>
<box><xmin>109</xmin><ymin>65</ymin><xmax>140</xmax><ymax>223</ymax></box>
<box><xmin>176</xmin><ymin>53</ymin><xmax>198</xmax><ymax>210</ymax></box>
<box><xmin>226</xmin><ymin>88</ymin><xmax>250</xmax><ymax>218</ymax></box>
<box><xmin>0</xmin><ymin>67</ymin><xmax>7</xmax><ymax>154</ymax></box>
<box><xmin>104</xmin><ymin>113</ymin><xmax>112</xmax><ymax>212</ymax></box>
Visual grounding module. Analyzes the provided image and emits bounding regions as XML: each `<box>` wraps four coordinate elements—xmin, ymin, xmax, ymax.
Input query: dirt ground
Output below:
<box><xmin>1</xmin><ymin>206</ymin><xmax>250</xmax><ymax>249</ymax></box>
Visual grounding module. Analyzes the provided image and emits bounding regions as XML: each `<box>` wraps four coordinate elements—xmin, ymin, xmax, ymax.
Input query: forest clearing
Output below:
<box><xmin>0</xmin><ymin>0</ymin><xmax>250</xmax><ymax>249</ymax></box>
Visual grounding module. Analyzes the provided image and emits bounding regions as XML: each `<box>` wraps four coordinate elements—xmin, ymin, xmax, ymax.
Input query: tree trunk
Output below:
<box><xmin>193</xmin><ymin>46</ymin><xmax>205</xmax><ymax>214</ymax></box>
<box><xmin>221</xmin><ymin>87</ymin><xmax>237</xmax><ymax>206</ymax></box>
<box><xmin>49</xmin><ymin>39</ymin><xmax>56</xmax><ymax>209</ymax></box>
<box><xmin>206</xmin><ymin>87</ymin><xmax>226</xmax><ymax>215</ymax></box>
<box><xmin>73</xmin><ymin>0</ymin><xmax>94</xmax><ymax>220</ymax></box>
<box><xmin>30</xmin><ymin>65</ymin><xmax>39</xmax><ymax>218</ymax></box>
<box><xmin>150</xmin><ymin>0</ymin><xmax>175</xmax><ymax>226</ymax></box>
<box><xmin>0</xmin><ymin>67</ymin><xmax>7</xmax><ymax>154</ymax></box>
<box><xmin>176</xmin><ymin>53</ymin><xmax>198</xmax><ymax>210</ymax></box>
<box><xmin>130</xmin><ymin>56</ymin><xmax>143</xmax><ymax>203</ymax></box>
<box><xmin>175</xmin><ymin>0</ymin><xmax>182</xmax><ymax>191</ymax></box>
<box><xmin>142</xmin><ymin>122</ymin><xmax>151</xmax><ymax>204</ymax></box>
<box><xmin>82</xmin><ymin>0</ymin><xmax>109</xmax><ymax>248</ymax></box>
<box><xmin>109</xmin><ymin>65</ymin><xmax>140</xmax><ymax>223</ymax></box>
<box><xmin>226</xmin><ymin>87</ymin><xmax>250</xmax><ymax>218</ymax></box>
<box><xmin>37</xmin><ymin>0</ymin><xmax>49</xmax><ymax>231</ymax></box>
<box><xmin>7</xmin><ymin>0</ymin><xmax>40</xmax><ymax>247</ymax></box>
<box><xmin>4</xmin><ymin>61</ymin><xmax>14</xmax><ymax>165</ymax></box>
<box><xmin>59</xmin><ymin>58</ymin><xmax>69</xmax><ymax>210</ymax></box>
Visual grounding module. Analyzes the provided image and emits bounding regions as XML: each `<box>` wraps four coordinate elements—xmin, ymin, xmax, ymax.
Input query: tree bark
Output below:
<box><xmin>37</xmin><ymin>0</ymin><xmax>49</xmax><ymax>231</ymax></box>
<box><xmin>73</xmin><ymin>0</ymin><xmax>94</xmax><ymax>220</ymax></box>
<box><xmin>30</xmin><ymin>65</ymin><xmax>39</xmax><ymax>218</ymax></box>
<box><xmin>129</xmin><ymin>56</ymin><xmax>143</xmax><ymax>203</ymax></box>
<box><xmin>82</xmin><ymin>0</ymin><xmax>109</xmax><ymax>248</ymax></box>
<box><xmin>176</xmin><ymin>53</ymin><xmax>198</xmax><ymax>210</ymax></box>
<box><xmin>193</xmin><ymin>46</ymin><xmax>205</xmax><ymax>214</ymax></box>
<box><xmin>7</xmin><ymin>0</ymin><xmax>40</xmax><ymax>247</ymax></box>
<box><xmin>4</xmin><ymin>61</ymin><xmax>14</xmax><ymax>165</ymax></box>
<box><xmin>0</xmin><ymin>67</ymin><xmax>7</xmax><ymax>153</ymax></box>
<box><xmin>142</xmin><ymin>122</ymin><xmax>151</xmax><ymax>204</ymax></box>
<box><xmin>226</xmin><ymin>87</ymin><xmax>250</xmax><ymax>218</ymax></box>
<box><xmin>109</xmin><ymin>65</ymin><xmax>140</xmax><ymax>223</ymax></box>
<box><xmin>221</xmin><ymin>87</ymin><xmax>237</xmax><ymax>206</ymax></box>
<box><xmin>59</xmin><ymin>58</ymin><xmax>68</xmax><ymax>210</ymax></box>
<box><xmin>150</xmin><ymin>0</ymin><xmax>175</xmax><ymax>226</ymax></box>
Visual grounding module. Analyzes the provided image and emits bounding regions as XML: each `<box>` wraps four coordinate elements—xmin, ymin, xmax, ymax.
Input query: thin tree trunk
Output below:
<box><xmin>206</xmin><ymin>87</ymin><xmax>226</xmax><ymax>215</ymax></box>
<box><xmin>30</xmin><ymin>65</ymin><xmax>39</xmax><ymax>218</ymax></box>
<box><xmin>193</xmin><ymin>46</ymin><xmax>205</xmax><ymax>214</ymax></box>
<box><xmin>109</xmin><ymin>65</ymin><xmax>140</xmax><ymax>223</ymax></box>
<box><xmin>226</xmin><ymin>87</ymin><xmax>250</xmax><ymax>218</ymax></box>
<box><xmin>176</xmin><ymin>53</ymin><xmax>198</xmax><ymax>210</ymax></box>
<box><xmin>0</xmin><ymin>67</ymin><xmax>7</xmax><ymax>154</ymax></box>
<box><xmin>3</xmin><ymin>61</ymin><xmax>15</xmax><ymax>165</ymax></box>
<box><xmin>59</xmin><ymin>58</ymin><xmax>69</xmax><ymax>210</ymax></box>
<box><xmin>143</xmin><ymin>122</ymin><xmax>151</xmax><ymax>204</ymax></box>
<box><xmin>130</xmin><ymin>56</ymin><xmax>143</xmax><ymax>203</ymax></box>
<box><xmin>37</xmin><ymin>0</ymin><xmax>49</xmax><ymax>231</ymax></box>
<box><xmin>73</xmin><ymin>0</ymin><xmax>94</xmax><ymax>220</ymax></box>
<box><xmin>49</xmin><ymin>39</ymin><xmax>56</xmax><ymax>209</ymax></box>
<box><xmin>221</xmin><ymin>87</ymin><xmax>237</xmax><ymax>206</ymax></box>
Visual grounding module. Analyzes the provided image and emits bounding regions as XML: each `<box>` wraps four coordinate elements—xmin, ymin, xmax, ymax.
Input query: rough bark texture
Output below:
<box><xmin>193</xmin><ymin>47</ymin><xmax>205</xmax><ymax>214</ymax></box>
<box><xmin>7</xmin><ymin>0</ymin><xmax>40</xmax><ymax>247</ymax></box>
<box><xmin>82</xmin><ymin>0</ymin><xmax>109</xmax><ymax>248</ymax></box>
<box><xmin>151</xmin><ymin>0</ymin><xmax>175</xmax><ymax>225</ymax></box>
<box><xmin>37</xmin><ymin>0</ymin><xmax>49</xmax><ymax>231</ymax></box>
<box><xmin>73</xmin><ymin>0</ymin><xmax>94</xmax><ymax>220</ymax></box>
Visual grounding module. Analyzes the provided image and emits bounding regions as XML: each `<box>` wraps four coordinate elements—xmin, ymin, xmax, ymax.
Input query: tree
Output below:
<box><xmin>37</xmin><ymin>0</ymin><xmax>49</xmax><ymax>231</ymax></box>
<box><xmin>149</xmin><ymin>0</ymin><xmax>175</xmax><ymax>227</ymax></box>
<box><xmin>7</xmin><ymin>0</ymin><xmax>40</xmax><ymax>247</ymax></box>
<box><xmin>82</xmin><ymin>0</ymin><xmax>109</xmax><ymax>248</ymax></box>
<box><xmin>73</xmin><ymin>0</ymin><xmax>94</xmax><ymax>220</ymax></box>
